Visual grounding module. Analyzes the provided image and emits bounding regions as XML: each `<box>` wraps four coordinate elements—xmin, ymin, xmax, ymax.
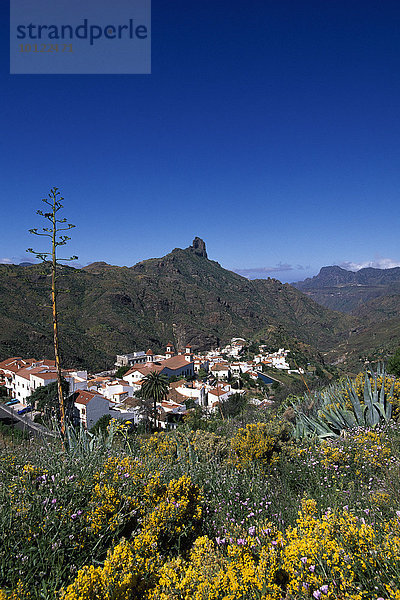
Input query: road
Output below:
<box><xmin>0</xmin><ymin>404</ymin><xmax>55</xmax><ymax>438</ymax></box>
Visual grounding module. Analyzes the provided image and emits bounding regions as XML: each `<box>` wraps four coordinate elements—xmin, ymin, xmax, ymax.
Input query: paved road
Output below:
<box><xmin>0</xmin><ymin>405</ymin><xmax>55</xmax><ymax>438</ymax></box>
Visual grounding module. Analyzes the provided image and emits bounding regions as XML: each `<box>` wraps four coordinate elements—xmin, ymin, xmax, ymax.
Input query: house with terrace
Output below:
<box><xmin>100</xmin><ymin>380</ymin><xmax>134</xmax><ymax>404</ymax></box>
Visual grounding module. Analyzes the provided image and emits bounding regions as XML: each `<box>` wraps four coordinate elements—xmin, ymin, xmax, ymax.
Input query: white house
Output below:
<box><xmin>123</xmin><ymin>350</ymin><xmax>194</xmax><ymax>384</ymax></box>
<box><xmin>207</xmin><ymin>383</ymin><xmax>236</xmax><ymax>406</ymax></box>
<box><xmin>175</xmin><ymin>381</ymin><xmax>207</xmax><ymax>406</ymax></box>
<box><xmin>101</xmin><ymin>380</ymin><xmax>134</xmax><ymax>403</ymax></box>
<box><xmin>123</xmin><ymin>363</ymin><xmax>160</xmax><ymax>385</ymax></box>
<box><xmin>210</xmin><ymin>362</ymin><xmax>231</xmax><ymax>379</ymax></box>
<box><xmin>158</xmin><ymin>401</ymin><xmax>187</xmax><ymax>429</ymax></box>
<box><xmin>0</xmin><ymin>357</ymin><xmax>41</xmax><ymax>398</ymax></box>
<box><xmin>13</xmin><ymin>363</ymin><xmax>88</xmax><ymax>405</ymax></box>
<box><xmin>193</xmin><ymin>357</ymin><xmax>209</xmax><ymax>374</ymax></box>
<box><xmin>115</xmin><ymin>351</ymin><xmax>147</xmax><ymax>368</ymax></box>
<box><xmin>72</xmin><ymin>390</ymin><xmax>110</xmax><ymax>429</ymax></box>
<box><xmin>254</xmin><ymin>349</ymin><xmax>290</xmax><ymax>370</ymax></box>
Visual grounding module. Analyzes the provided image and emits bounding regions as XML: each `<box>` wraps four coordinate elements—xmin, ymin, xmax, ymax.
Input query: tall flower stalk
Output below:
<box><xmin>27</xmin><ymin>187</ymin><xmax>77</xmax><ymax>436</ymax></box>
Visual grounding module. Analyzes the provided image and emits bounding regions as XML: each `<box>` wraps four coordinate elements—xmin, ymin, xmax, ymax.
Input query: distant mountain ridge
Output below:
<box><xmin>293</xmin><ymin>265</ymin><xmax>400</xmax><ymax>313</ymax></box>
<box><xmin>0</xmin><ymin>238</ymin><xmax>355</xmax><ymax>371</ymax></box>
<box><xmin>294</xmin><ymin>265</ymin><xmax>400</xmax><ymax>289</ymax></box>
<box><xmin>291</xmin><ymin>265</ymin><xmax>400</xmax><ymax>366</ymax></box>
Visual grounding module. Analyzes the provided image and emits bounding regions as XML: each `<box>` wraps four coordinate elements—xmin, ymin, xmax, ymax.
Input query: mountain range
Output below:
<box><xmin>293</xmin><ymin>265</ymin><xmax>400</xmax><ymax>366</ymax></box>
<box><xmin>293</xmin><ymin>265</ymin><xmax>400</xmax><ymax>313</ymax></box>
<box><xmin>1</xmin><ymin>240</ymin><xmax>399</xmax><ymax>372</ymax></box>
<box><xmin>0</xmin><ymin>238</ymin><xmax>354</xmax><ymax>372</ymax></box>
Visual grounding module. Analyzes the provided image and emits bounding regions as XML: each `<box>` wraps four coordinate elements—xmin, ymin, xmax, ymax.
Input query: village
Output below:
<box><xmin>0</xmin><ymin>339</ymin><xmax>301</xmax><ymax>430</ymax></box>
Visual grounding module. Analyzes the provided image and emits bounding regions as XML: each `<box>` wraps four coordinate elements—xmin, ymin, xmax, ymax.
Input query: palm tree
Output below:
<box><xmin>141</xmin><ymin>371</ymin><xmax>170</xmax><ymax>430</ymax></box>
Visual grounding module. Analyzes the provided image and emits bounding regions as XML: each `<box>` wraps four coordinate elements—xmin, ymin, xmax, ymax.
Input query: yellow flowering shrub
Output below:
<box><xmin>140</xmin><ymin>431</ymin><xmax>181</xmax><ymax>464</ymax></box>
<box><xmin>148</xmin><ymin>499</ymin><xmax>400</xmax><ymax>600</ymax></box>
<box><xmin>230</xmin><ymin>422</ymin><xmax>289</xmax><ymax>469</ymax></box>
<box><xmin>351</xmin><ymin>429</ymin><xmax>392</xmax><ymax>471</ymax></box>
<box><xmin>60</xmin><ymin>539</ymin><xmax>143</xmax><ymax>600</ymax></box>
<box><xmin>86</xmin><ymin>456</ymin><xmax>162</xmax><ymax>534</ymax></box>
<box><xmin>60</xmin><ymin>475</ymin><xmax>203</xmax><ymax>599</ymax></box>
<box><xmin>0</xmin><ymin>581</ymin><xmax>30</xmax><ymax>600</ymax></box>
<box><xmin>134</xmin><ymin>474</ymin><xmax>203</xmax><ymax>557</ymax></box>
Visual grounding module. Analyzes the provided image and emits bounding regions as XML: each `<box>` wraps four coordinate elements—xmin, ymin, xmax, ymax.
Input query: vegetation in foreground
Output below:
<box><xmin>1</xmin><ymin>373</ymin><xmax>400</xmax><ymax>599</ymax></box>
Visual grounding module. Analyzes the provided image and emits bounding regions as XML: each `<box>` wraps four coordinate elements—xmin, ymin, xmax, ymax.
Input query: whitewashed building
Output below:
<box><xmin>72</xmin><ymin>390</ymin><xmax>110</xmax><ymax>429</ymax></box>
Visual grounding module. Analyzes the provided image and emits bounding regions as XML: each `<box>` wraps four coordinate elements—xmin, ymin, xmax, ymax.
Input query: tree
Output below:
<box><xmin>387</xmin><ymin>348</ymin><xmax>400</xmax><ymax>377</ymax></box>
<box><xmin>27</xmin><ymin>188</ymin><xmax>77</xmax><ymax>437</ymax></box>
<box><xmin>240</xmin><ymin>372</ymin><xmax>252</xmax><ymax>388</ymax></box>
<box><xmin>90</xmin><ymin>414</ymin><xmax>112</xmax><ymax>435</ymax></box>
<box><xmin>29</xmin><ymin>379</ymin><xmax>70</xmax><ymax>420</ymax></box>
<box><xmin>248</xmin><ymin>342</ymin><xmax>259</xmax><ymax>355</ymax></box>
<box><xmin>220</xmin><ymin>392</ymin><xmax>247</xmax><ymax>418</ymax></box>
<box><xmin>115</xmin><ymin>365</ymin><xmax>130</xmax><ymax>379</ymax></box>
<box><xmin>141</xmin><ymin>371</ymin><xmax>170</xmax><ymax>430</ymax></box>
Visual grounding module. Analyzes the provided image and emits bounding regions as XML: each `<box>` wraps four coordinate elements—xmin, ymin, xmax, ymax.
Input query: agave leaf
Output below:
<box><xmin>374</xmin><ymin>402</ymin><xmax>389</xmax><ymax>423</ymax></box>
<box><xmin>338</xmin><ymin>408</ymin><xmax>357</xmax><ymax>428</ymax></box>
<box><xmin>386</xmin><ymin>379</ymin><xmax>395</xmax><ymax>421</ymax></box>
<box><xmin>319</xmin><ymin>432</ymin><xmax>337</xmax><ymax>439</ymax></box>
<box><xmin>347</xmin><ymin>385</ymin><xmax>364</xmax><ymax>425</ymax></box>
<box><xmin>372</xmin><ymin>372</ymin><xmax>379</xmax><ymax>403</ymax></box>
<box><xmin>323</xmin><ymin>403</ymin><xmax>353</xmax><ymax>430</ymax></box>
<box><xmin>361</xmin><ymin>403</ymin><xmax>370</xmax><ymax>426</ymax></box>
<box><xmin>364</xmin><ymin>373</ymin><xmax>372</xmax><ymax>407</ymax></box>
<box><xmin>379</xmin><ymin>373</ymin><xmax>386</xmax><ymax>405</ymax></box>
<box><xmin>303</xmin><ymin>413</ymin><xmax>337</xmax><ymax>438</ymax></box>
<box><xmin>319</xmin><ymin>411</ymin><xmax>343</xmax><ymax>433</ymax></box>
<box><xmin>363</xmin><ymin>374</ymin><xmax>380</xmax><ymax>426</ymax></box>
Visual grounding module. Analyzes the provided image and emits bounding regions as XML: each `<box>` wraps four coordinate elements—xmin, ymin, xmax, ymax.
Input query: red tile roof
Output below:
<box><xmin>211</xmin><ymin>363</ymin><xmax>229</xmax><ymax>371</ymax></box>
<box><xmin>0</xmin><ymin>357</ymin><xmax>37</xmax><ymax>373</ymax></box>
<box><xmin>169</xmin><ymin>379</ymin><xmax>186</xmax><ymax>389</ymax></box>
<box><xmin>208</xmin><ymin>388</ymin><xmax>227</xmax><ymax>396</ymax></box>
<box><xmin>73</xmin><ymin>390</ymin><xmax>102</xmax><ymax>406</ymax></box>
<box><xmin>33</xmin><ymin>372</ymin><xmax>58</xmax><ymax>381</ymax></box>
<box><xmin>161</xmin><ymin>355</ymin><xmax>193</xmax><ymax>370</ymax></box>
<box><xmin>125</xmin><ymin>363</ymin><xmax>163</xmax><ymax>377</ymax></box>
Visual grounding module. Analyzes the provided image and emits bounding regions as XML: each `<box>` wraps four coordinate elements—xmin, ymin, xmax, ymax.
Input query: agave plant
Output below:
<box><xmin>290</xmin><ymin>367</ymin><xmax>394</xmax><ymax>439</ymax></box>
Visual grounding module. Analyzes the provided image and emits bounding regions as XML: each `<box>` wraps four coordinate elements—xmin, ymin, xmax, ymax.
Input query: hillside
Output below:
<box><xmin>325</xmin><ymin>314</ymin><xmax>400</xmax><ymax>368</ymax></box>
<box><xmin>0</xmin><ymin>238</ymin><xmax>355</xmax><ymax>371</ymax></box>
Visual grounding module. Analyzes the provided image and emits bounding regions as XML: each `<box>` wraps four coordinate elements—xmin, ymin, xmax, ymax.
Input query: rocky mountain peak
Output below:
<box><xmin>190</xmin><ymin>237</ymin><xmax>207</xmax><ymax>258</ymax></box>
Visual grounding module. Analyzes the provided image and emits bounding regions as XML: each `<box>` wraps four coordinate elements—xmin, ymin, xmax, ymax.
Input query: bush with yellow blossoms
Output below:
<box><xmin>2</xmin><ymin>413</ymin><xmax>400</xmax><ymax>599</ymax></box>
<box><xmin>60</xmin><ymin>474</ymin><xmax>203</xmax><ymax>600</ymax></box>
<box><xmin>148</xmin><ymin>498</ymin><xmax>400</xmax><ymax>600</ymax></box>
<box><xmin>64</xmin><ymin>497</ymin><xmax>400</xmax><ymax>600</ymax></box>
<box><xmin>229</xmin><ymin>421</ymin><xmax>290</xmax><ymax>469</ymax></box>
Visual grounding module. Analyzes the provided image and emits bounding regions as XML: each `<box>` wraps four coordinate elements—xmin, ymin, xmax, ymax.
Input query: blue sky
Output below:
<box><xmin>1</xmin><ymin>0</ymin><xmax>400</xmax><ymax>283</ymax></box>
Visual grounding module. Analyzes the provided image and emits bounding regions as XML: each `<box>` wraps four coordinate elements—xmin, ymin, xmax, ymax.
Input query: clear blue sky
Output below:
<box><xmin>1</xmin><ymin>0</ymin><xmax>400</xmax><ymax>282</ymax></box>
